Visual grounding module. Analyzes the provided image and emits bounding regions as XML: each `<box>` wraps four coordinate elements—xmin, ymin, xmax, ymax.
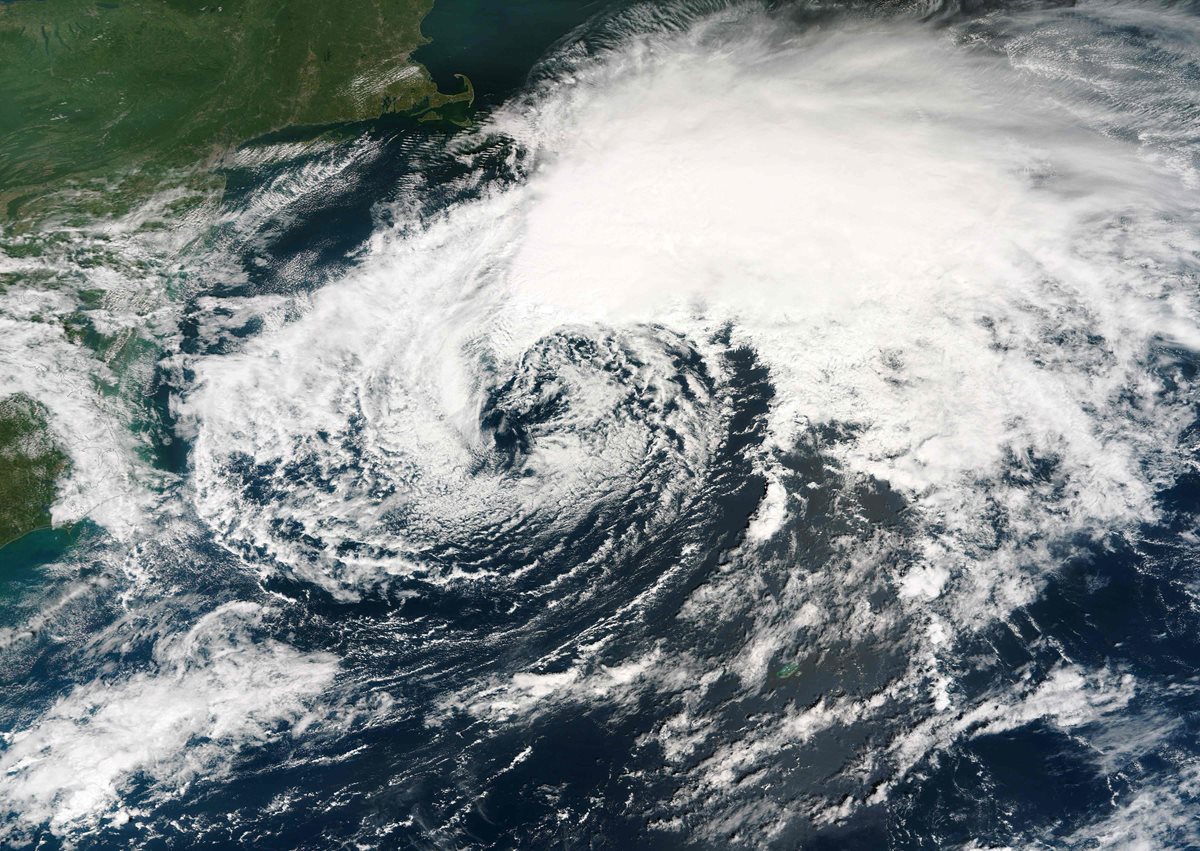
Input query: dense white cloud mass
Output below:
<box><xmin>185</xmin><ymin>7</ymin><xmax>1198</xmax><ymax>620</ymax></box>
<box><xmin>6</xmin><ymin>0</ymin><xmax>1200</xmax><ymax>846</ymax></box>
<box><xmin>1</xmin><ymin>603</ymin><xmax>336</xmax><ymax>840</ymax></box>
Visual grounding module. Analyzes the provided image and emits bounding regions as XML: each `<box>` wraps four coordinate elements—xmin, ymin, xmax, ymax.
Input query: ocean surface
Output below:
<box><xmin>4</xmin><ymin>0</ymin><xmax>1200</xmax><ymax>848</ymax></box>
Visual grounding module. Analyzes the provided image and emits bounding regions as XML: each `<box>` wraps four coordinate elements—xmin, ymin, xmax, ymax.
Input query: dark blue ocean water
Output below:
<box><xmin>4</xmin><ymin>1</ymin><xmax>1200</xmax><ymax>848</ymax></box>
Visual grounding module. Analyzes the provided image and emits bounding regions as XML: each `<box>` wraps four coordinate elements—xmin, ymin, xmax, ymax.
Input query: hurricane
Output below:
<box><xmin>3</xmin><ymin>0</ymin><xmax>1200</xmax><ymax>848</ymax></box>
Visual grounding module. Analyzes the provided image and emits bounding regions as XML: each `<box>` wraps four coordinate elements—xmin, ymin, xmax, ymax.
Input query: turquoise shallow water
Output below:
<box><xmin>0</xmin><ymin>526</ymin><xmax>80</xmax><ymax>603</ymax></box>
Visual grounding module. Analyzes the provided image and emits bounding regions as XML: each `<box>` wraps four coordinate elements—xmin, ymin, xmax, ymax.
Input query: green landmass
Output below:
<box><xmin>0</xmin><ymin>0</ymin><xmax>472</xmax><ymax>225</ymax></box>
<box><xmin>0</xmin><ymin>394</ymin><xmax>69</xmax><ymax>550</ymax></box>
<box><xmin>0</xmin><ymin>1</ymin><xmax>473</xmax><ymax>538</ymax></box>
